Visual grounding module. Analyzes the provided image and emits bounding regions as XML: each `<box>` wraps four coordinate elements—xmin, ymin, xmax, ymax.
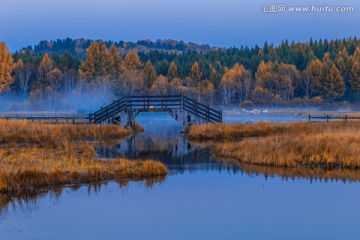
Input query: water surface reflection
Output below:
<box><xmin>1</xmin><ymin>112</ymin><xmax>360</xmax><ymax>240</ymax></box>
<box><xmin>96</xmin><ymin>112</ymin><xmax>242</xmax><ymax>173</ymax></box>
<box><xmin>0</xmin><ymin>176</ymin><xmax>166</xmax><ymax>215</ymax></box>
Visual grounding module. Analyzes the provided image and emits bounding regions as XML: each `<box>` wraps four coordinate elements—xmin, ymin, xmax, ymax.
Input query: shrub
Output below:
<box><xmin>239</xmin><ymin>100</ymin><xmax>255</xmax><ymax>110</ymax></box>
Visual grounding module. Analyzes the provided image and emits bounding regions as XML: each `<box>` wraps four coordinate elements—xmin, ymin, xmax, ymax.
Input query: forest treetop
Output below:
<box><xmin>1</xmin><ymin>37</ymin><xmax>360</xmax><ymax>110</ymax></box>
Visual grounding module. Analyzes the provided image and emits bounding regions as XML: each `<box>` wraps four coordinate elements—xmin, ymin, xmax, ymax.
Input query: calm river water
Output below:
<box><xmin>1</xmin><ymin>113</ymin><xmax>360</xmax><ymax>240</ymax></box>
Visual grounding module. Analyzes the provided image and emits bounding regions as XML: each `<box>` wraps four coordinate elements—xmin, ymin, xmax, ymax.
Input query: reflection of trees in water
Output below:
<box><xmin>0</xmin><ymin>176</ymin><xmax>165</xmax><ymax>215</ymax></box>
<box><xmin>135</xmin><ymin>135</ymin><xmax>180</xmax><ymax>153</ymax></box>
<box><xmin>237</xmin><ymin>163</ymin><xmax>360</xmax><ymax>183</ymax></box>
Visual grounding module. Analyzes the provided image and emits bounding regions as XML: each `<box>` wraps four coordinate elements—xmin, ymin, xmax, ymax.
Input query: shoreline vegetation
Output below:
<box><xmin>188</xmin><ymin>121</ymin><xmax>360</xmax><ymax>169</ymax></box>
<box><xmin>0</xmin><ymin>120</ymin><xmax>167</xmax><ymax>194</ymax></box>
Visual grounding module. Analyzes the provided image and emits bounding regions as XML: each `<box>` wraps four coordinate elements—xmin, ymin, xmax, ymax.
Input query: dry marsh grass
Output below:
<box><xmin>188</xmin><ymin>121</ymin><xmax>360</xmax><ymax>139</ymax></box>
<box><xmin>188</xmin><ymin>122</ymin><xmax>298</xmax><ymax>139</ymax></box>
<box><xmin>133</xmin><ymin>122</ymin><xmax>145</xmax><ymax>132</ymax></box>
<box><xmin>0</xmin><ymin>145</ymin><xmax>167</xmax><ymax>194</ymax></box>
<box><xmin>190</xmin><ymin>122</ymin><xmax>360</xmax><ymax>169</ymax></box>
<box><xmin>0</xmin><ymin>120</ymin><xmax>167</xmax><ymax>194</ymax></box>
<box><xmin>0</xmin><ymin>119</ymin><xmax>132</xmax><ymax>145</ymax></box>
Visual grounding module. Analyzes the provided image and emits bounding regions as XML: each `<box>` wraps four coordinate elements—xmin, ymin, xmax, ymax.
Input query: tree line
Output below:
<box><xmin>1</xmin><ymin>37</ymin><xmax>360</xmax><ymax>110</ymax></box>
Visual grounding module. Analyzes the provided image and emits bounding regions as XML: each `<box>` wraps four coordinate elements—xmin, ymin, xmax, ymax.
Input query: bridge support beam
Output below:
<box><xmin>170</xmin><ymin>109</ymin><xmax>189</xmax><ymax>133</ymax></box>
<box><xmin>170</xmin><ymin>109</ymin><xmax>209</xmax><ymax>133</ymax></box>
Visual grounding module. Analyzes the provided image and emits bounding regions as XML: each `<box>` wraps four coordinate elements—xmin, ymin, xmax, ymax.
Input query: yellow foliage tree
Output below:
<box><xmin>37</xmin><ymin>53</ymin><xmax>54</xmax><ymax>102</ymax></box>
<box><xmin>47</xmin><ymin>68</ymin><xmax>64</xmax><ymax>92</ymax></box>
<box><xmin>278</xmin><ymin>63</ymin><xmax>300</xmax><ymax>101</ymax></box>
<box><xmin>190</xmin><ymin>62</ymin><xmax>202</xmax><ymax>84</ymax></box>
<box><xmin>255</xmin><ymin>61</ymin><xmax>279</xmax><ymax>97</ymax></box>
<box><xmin>349</xmin><ymin>61</ymin><xmax>360</xmax><ymax>102</ymax></box>
<box><xmin>0</xmin><ymin>42</ymin><xmax>14</xmax><ymax>93</ymax></box>
<box><xmin>305</xmin><ymin>59</ymin><xmax>323</xmax><ymax>96</ymax></box>
<box><xmin>167</xmin><ymin>61</ymin><xmax>178</xmax><ymax>81</ymax></box>
<box><xmin>122</xmin><ymin>50</ymin><xmax>144</xmax><ymax>95</ymax></box>
<box><xmin>124</xmin><ymin>50</ymin><xmax>143</xmax><ymax>70</ymax></box>
<box><xmin>107</xmin><ymin>44</ymin><xmax>124</xmax><ymax>79</ymax></box>
<box><xmin>144</xmin><ymin>60</ymin><xmax>157</xmax><ymax>89</ymax></box>
<box><xmin>169</xmin><ymin>77</ymin><xmax>183</xmax><ymax>94</ymax></box>
<box><xmin>150</xmin><ymin>75</ymin><xmax>168</xmax><ymax>95</ymax></box>
<box><xmin>79</xmin><ymin>41</ymin><xmax>108</xmax><ymax>81</ymax></box>
<box><xmin>199</xmin><ymin>80</ymin><xmax>215</xmax><ymax>105</ymax></box>
<box><xmin>323</xmin><ymin>64</ymin><xmax>346</xmax><ymax>101</ymax></box>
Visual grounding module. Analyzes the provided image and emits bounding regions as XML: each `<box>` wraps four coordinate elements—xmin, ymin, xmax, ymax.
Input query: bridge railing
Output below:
<box><xmin>183</xmin><ymin>96</ymin><xmax>222</xmax><ymax>123</ymax></box>
<box><xmin>88</xmin><ymin>95</ymin><xmax>222</xmax><ymax>124</ymax></box>
<box><xmin>88</xmin><ymin>97</ymin><xmax>127</xmax><ymax>123</ymax></box>
<box><xmin>126</xmin><ymin>95</ymin><xmax>182</xmax><ymax>109</ymax></box>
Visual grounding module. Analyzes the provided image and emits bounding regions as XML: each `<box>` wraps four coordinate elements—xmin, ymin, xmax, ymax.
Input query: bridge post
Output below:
<box><xmin>127</xmin><ymin>110</ymin><xmax>133</xmax><ymax>127</ymax></box>
<box><xmin>180</xmin><ymin>109</ymin><xmax>186</xmax><ymax>133</ymax></box>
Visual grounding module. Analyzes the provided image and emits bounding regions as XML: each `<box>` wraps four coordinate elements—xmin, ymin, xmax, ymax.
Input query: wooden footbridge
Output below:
<box><xmin>1</xmin><ymin>95</ymin><xmax>222</xmax><ymax>132</ymax></box>
<box><xmin>88</xmin><ymin>95</ymin><xmax>222</xmax><ymax>132</ymax></box>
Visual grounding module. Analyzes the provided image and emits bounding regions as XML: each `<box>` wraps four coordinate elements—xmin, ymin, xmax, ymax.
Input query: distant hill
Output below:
<box><xmin>28</xmin><ymin>38</ymin><xmax>223</xmax><ymax>58</ymax></box>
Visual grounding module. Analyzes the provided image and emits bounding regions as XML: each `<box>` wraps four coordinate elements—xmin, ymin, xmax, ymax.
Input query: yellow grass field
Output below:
<box><xmin>189</xmin><ymin>121</ymin><xmax>360</xmax><ymax>169</ymax></box>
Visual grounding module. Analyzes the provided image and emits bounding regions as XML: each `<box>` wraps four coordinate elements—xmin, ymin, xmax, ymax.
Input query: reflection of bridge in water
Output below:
<box><xmin>96</xmin><ymin>112</ymin><xmax>240</xmax><ymax>173</ymax></box>
<box><xmin>96</xmin><ymin>136</ymin><xmax>240</xmax><ymax>174</ymax></box>
<box><xmin>97</xmin><ymin>136</ymin><xmax>213</xmax><ymax>171</ymax></box>
<box><xmin>103</xmin><ymin>137</ymin><xmax>198</xmax><ymax>159</ymax></box>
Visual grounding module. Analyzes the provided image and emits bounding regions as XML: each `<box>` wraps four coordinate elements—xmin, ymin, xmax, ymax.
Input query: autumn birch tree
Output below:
<box><xmin>123</xmin><ymin>50</ymin><xmax>144</xmax><ymax>95</ymax></box>
<box><xmin>14</xmin><ymin>59</ymin><xmax>32</xmax><ymax>100</ymax></box>
<box><xmin>150</xmin><ymin>75</ymin><xmax>168</xmax><ymax>95</ymax></box>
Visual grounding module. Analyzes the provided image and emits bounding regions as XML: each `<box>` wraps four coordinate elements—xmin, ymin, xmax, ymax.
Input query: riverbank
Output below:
<box><xmin>0</xmin><ymin>120</ymin><xmax>167</xmax><ymax>194</ymax></box>
<box><xmin>189</xmin><ymin>121</ymin><xmax>360</xmax><ymax>169</ymax></box>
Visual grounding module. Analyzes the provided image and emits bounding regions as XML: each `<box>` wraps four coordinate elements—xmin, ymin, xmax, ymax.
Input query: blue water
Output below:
<box><xmin>1</xmin><ymin>173</ymin><xmax>360</xmax><ymax>240</ymax></box>
<box><xmin>0</xmin><ymin>112</ymin><xmax>359</xmax><ymax>240</ymax></box>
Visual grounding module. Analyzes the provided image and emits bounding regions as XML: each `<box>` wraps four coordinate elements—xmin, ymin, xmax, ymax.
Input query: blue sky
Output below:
<box><xmin>0</xmin><ymin>0</ymin><xmax>359</xmax><ymax>51</ymax></box>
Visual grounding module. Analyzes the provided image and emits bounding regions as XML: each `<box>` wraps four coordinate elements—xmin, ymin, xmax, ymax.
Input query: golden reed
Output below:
<box><xmin>189</xmin><ymin>121</ymin><xmax>360</xmax><ymax>169</ymax></box>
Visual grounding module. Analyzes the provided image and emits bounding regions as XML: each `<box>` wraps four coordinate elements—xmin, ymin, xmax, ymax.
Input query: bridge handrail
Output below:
<box><xmin>183</xmin><ymin>99</ymin><xmax>221</xmax><ymax>116</ymax></box>
<box><xmin>183</xmin><ymin>96</ymin><xmax>221</xmax><ymax>114</ymax></box>
<box><xmin>88</xmin><ymin>95</ymin><xmax>222</xmax><ymax>124</ymax></box>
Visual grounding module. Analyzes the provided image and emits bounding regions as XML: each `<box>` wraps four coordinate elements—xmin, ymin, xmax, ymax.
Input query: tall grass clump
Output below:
<box><xmin>0</xmin><ymin>145</ymin><xmax>167</xmax><ymax>194</ymax></box>
<box><xmin>190</xmin><ymin>121</ymin><xmax>360</xmax><ymax>170</ymax></box>
<box><xmin>188</xmin><ymin>121</ymin><xmax>360</xmax><ymax>140</ymax></box>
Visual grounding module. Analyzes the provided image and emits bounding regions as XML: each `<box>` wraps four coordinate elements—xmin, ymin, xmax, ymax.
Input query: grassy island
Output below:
<box><xmin>0</xmin><ymin>120</ymin><xmax>167</xmax><ymax>194</ymax></box>
<box><xmin>189</xmin><ymin>121</ymin><xmax>360</xmax><ymax>169</ymax></box>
